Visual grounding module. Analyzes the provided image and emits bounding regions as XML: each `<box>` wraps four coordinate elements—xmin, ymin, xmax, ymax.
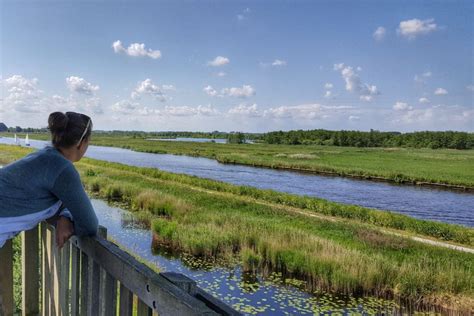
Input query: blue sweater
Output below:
<box><xmin>0</xmin><ymin>146</ymin><xmax>98</xmax><ymax>237</ymax></box>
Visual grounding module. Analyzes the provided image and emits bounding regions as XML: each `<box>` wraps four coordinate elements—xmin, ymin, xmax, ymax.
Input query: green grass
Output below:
<box><xmin>1</xmin><ymin>144</ymin><xmax>473</xmax><ymax>313</ymax></box>
<box><xmin>3</xmin><ymin>132</ymin><xmax>474</xmax><ymax>188</ymax></box>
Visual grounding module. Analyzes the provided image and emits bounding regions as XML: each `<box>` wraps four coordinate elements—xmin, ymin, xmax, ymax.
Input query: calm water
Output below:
<box><xmin>147</xmin><ymin>137</ymin><xmax>228</xmax><ymax>143</ymax></box>
<box><xmin>2</xmin><ymin>137</ymin><xmax>473</xmax><ymax>227</ymax></box>
<box><xmin>92</xmin><ymin>199</ymin><xmax>399</xmax><ymax>315</ymax></box>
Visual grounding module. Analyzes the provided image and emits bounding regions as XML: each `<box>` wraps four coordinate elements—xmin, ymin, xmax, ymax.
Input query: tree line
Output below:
<box><xmin>262</xmin><ymin>129</ymin><xmax>474</xmax><ymax>149</ymax></box>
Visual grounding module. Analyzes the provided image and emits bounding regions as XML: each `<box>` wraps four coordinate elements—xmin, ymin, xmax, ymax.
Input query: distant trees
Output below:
<box><xmin>227</xmin><ymin>132</ymin><xmax>246</xmax><ymax>144</ymax></box>
<box><xmin>0</xmin><ymin>123</ymin><xmax>7</xmax><ymax>132</ymax></box>
<box><xmin>263</xmin><ymin>129</ymin><xmax>474</xmax><ymax>149</ymax></box>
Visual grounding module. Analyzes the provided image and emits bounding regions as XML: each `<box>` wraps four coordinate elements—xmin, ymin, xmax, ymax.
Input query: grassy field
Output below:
<box><xmin>1</xmin><ymin>144</ymin><xmax>473</xmax><ymax>313</ymax></box>
<box><xmin>3</xmin><ymin>132</ymin><xmax>474</xmax><ymax>189</ymax></box>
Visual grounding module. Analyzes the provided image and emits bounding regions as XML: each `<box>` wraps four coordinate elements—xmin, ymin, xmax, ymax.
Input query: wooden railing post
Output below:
<box><xmin>22</xmin><ymin>227</ymin><xmax>40</xmax><ymax>316</ymax></box>
<box><xmin>0</xmin><ymin>239</ymin><xmax>14</xmax><ymax>316</ymax></box>
<box><xmin>41</xmin><ymin>223</ymin><xmax>51</xmax><ymax>316</ymax></box>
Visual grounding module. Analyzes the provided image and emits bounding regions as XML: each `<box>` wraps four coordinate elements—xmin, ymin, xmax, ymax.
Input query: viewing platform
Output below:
<box><xmin>0</xmin><ymin>223</ymin><xmax>240</xmax><ymax>316</ymax></box>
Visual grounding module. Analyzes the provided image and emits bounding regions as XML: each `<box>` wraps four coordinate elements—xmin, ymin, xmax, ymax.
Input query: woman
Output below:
<box><xmin>0</xmin><ymin>111</ymin><xmax>98</xmax><ymax>248</ymax></box>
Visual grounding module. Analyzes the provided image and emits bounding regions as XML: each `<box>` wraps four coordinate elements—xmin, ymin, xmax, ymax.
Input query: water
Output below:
<box><xmin>147</xmin><ymin>137</ymin><xmax>228</xmax><ymax>143</ymax></box>
<box><xmin>2</xmin><ymin>137</ymin><xmax>473</xmax><ymax>227</ymax></box>
<box><xmin>92</xmin><ymin>199</ymin><xmax>399</xmax><ymax>315</ymax></box>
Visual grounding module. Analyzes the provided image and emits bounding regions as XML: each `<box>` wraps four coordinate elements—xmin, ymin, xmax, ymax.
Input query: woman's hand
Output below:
<box><xmin>56</xmin><ymin>216</ymin><xmax>74</xmax><ymax>248</ymax></box>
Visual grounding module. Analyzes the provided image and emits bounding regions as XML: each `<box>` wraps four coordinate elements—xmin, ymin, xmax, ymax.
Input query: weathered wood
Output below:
<box><xmin>102</xmin><ymin>272</ymin><xmax>117</xmax><ymax>316</ymax></box>
<box><xmin>36</xmin><ymin>223</ymin><xmax>236</xmax><ymax>316</ymax></box>
<box><xmin>70</xmin><ymin>235</ymin><xmax>218</xmax><ymax>315</ymax></box>
<box><xmin>51</xmin><ymin>227</ymin><xmax>61</xmax><ymax>316</ymax></box>
<box><xmin>59</xmin><ymin>240</ymin><xmax>70</xmax><ymax>316</ymax></box>
<box><xmin>22</xmin><ymin>227</ymin><xmax>40</xmax><ymax>316</ymax></box>
<box><xmin>137</xmin><ymin>298</ymin><xmax>152</xmax><ymax>316</ymax></box>
<box><xmin>0</xmin><ymin>239</ymin><xmax>14</xmax><ymax>316</ymax></box>
<box><xmin>119</xmin><ymin>284</ymin><xmax>133</xmax><ymax>316</ymax></box>
<box><xmin>87</xmin><ymin>257</ymin><xmax>101</xmax><ymax>316</ymax></box>
<box><xmin>41</xmin><ymin>224</ymin><xmax>51</xmax><ymax>316</ymax></box>
<box><xmin>161</xmin><ymin>272</ymin><xmax>196</xmax><ymax>295</ymax></box>
<box><xmin>79</xmin><ymin>251</ymin><xmax>89</xmax><ymax>316</ymax></box>
<box><xmin>70</xmin><ymin>244</ymin><xmax>81</xmax><ymax>316</ymax></box>
<box><xmin>87</xmin><ymin>226</ymin><xmax>106</xmax><ymax>316</ymax></box>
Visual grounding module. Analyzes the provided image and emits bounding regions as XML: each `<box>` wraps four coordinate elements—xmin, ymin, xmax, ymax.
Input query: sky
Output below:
<box><xmin>1</xmin><ymin>0</ymin><xmax>473</xmax><ymax>133</ymax></box>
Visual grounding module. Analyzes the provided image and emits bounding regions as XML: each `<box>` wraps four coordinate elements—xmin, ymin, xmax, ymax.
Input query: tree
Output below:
<box><xmin>0</xmin><ymin>123</ymin><xmax>7</xmax><ymax>132</ymax></box>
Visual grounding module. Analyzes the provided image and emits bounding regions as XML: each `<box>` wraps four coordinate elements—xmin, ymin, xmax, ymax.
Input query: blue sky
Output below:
<box><xmin>1</xmin><ymin>0</ymin><xmax>473</xmax><ymax>132</ymax></box>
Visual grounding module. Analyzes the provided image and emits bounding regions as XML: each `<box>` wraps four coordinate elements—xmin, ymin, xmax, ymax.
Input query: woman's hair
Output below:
<box><xmin>48</xmin><ymin>111</ymin><xmax>93</xmax><ymax>148</ymax></box>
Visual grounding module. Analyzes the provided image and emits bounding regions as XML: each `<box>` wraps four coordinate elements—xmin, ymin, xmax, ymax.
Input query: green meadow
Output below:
<box><xmin>1</xmin><ymin>144</ymin><xmax>473</xmax><ymax>313</ymax></box>
<box><xmin>3</xmin><ymin>132</ymin><xmax>473</xmax><ymax>189</ymax></box>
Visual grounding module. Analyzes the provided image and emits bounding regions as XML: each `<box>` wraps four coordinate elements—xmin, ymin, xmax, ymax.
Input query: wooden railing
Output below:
<box><xmin>0</xmin><ymin>223</ymin><xmax>240</xmax><ymax>316</ymax></box>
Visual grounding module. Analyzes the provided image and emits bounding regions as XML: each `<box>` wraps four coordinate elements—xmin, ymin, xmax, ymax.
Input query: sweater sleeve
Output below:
<box><xmin>50</xmin><ymin>164</ymin><xmax>98</xmax><ymax>237</ymax></box>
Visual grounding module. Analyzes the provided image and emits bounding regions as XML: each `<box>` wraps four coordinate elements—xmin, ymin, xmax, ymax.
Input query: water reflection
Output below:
<box><xmin>93</xmin><ymin>198</ymin><xmax>400</xmax><ymax>315</ymax></box>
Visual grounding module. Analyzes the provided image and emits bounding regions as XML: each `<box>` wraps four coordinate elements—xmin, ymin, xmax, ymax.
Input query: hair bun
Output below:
<box><xmin>48</xmin><ymin>112</ymin><xmax>69</xmax><ymax>132</ymax></box>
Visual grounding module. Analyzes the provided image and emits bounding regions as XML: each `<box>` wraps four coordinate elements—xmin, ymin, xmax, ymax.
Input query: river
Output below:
<box><xmin>1</xmin><ymin>137</ymin><xmax>473</xmax><ymax>227</ymax></box>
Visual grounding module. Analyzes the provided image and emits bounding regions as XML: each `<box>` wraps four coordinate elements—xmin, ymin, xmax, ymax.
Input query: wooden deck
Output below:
<box><xmin>0</xmin><ymin>223</ymin><xmax>240</xmax><ymax>316</ymax></box>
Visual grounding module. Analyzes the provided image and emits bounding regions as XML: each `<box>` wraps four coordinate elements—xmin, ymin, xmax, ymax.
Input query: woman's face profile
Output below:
<box><xmin>77</xmin><ymin>137</ymin><xmax>90</xmax><ymax>160</ymax></box>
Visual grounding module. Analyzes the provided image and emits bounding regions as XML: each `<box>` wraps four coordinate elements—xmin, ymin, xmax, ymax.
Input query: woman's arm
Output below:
<box><xmin>50</xmin><ymin>164</ymin><xmax>98</xmax><ymax>237</ymax></box>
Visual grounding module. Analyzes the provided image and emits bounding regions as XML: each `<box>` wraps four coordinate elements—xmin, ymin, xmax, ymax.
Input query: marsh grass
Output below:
<box><xmin>1</xmin><ymin>144</ymin><xmax>473</xmax><ymax>313</ymax></box>
<box><xmin>3</xmin><ymin>132</ymin><xmax>474</xmax><ymax>188</ymax></box>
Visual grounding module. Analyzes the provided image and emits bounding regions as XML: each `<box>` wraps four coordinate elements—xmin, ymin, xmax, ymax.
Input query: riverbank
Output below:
<box><xmin>1</xmin><ymin>144</ymin><xmax>472</xmax><ymax>313</ymax></box>
<box><xmin>4</xmin><ymin>132</ymin><xmax>473</xmax><ymax>189</ymax></box>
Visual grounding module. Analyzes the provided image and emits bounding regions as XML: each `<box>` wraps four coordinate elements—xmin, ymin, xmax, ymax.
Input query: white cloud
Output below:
<box><xmin>208</xmin><ymin>56</ymin><xmax>230</xmax><ymax>67</ymax></box>
<box><xmin>111</xmin><ymin>100</ymin><xmax>140</xmax><ymax>114</ymax></box>
<box><xmin>466</xmin><ymin>85</ymin><xmax>474</xmax><ymax>92</ymax></box>
<box><xmin>334</xmin><ymin>63</ymin><xmax>379</xmax><ymax>101</ymax></box>
<box><xmin>333</xmin><ymin>63</ymin><xmax>345</xmax><ymax>71</ymax></box>
<box><xmin>163</xmin><ymin>105</ymin><xmax>219</xmax><ymax>117</ymax></box>
<box><xmin>272</xmin><ymin>59</ymin><xmax>287</xmax><ymax>66</ymax></box>
<box><xmin>324</xmin><ymin>83</ymin><xmax>333</xmax><ymax>90</ymax></box>
<box><xmin>419</xmin><ymin>97</ymin><xmax>430</xmax><ymax>103</ymax></box>
<box><xmin>216</xmin><ymin>72</ymin><xmax>227</xmax><ymax>77</ymax></box>
<box><xmin>397</xmin><ymin>18</ymin><xmax>438</xmax><ymax>39</ymax></box>
<box><xmin>161</xmin><ymin>85</ymin><xmax>176</xmax><ymax>91</ymax></box>
<box><xmin>393</xmin><ymin>101</ymin><xmax>413</xmax><ymax>111</ymax></box>
<box><xmin>1</xmin><ymin>75</ymin><xmax>43</xmax><ymax>113</ymax></box>
<box><xmin>131</xmin><ymin>79</ymin><xmax>173</xmax><ymax>101</ymax></box>
<box><xmin>237</xmin><ymin>7</ymin><xmax>251</xmax><ymax>21</ymax></box>
<box><xmin>373</xmin><ymin>27</ymin><xmax>386</xmax><ymax>40</ymax></box>
<box><xmin>221</xmin><ymin>85</ymin><xmax>256</xmax><ymax>98</ymax></box>
<box><xmin>414</xmin><ymin>71</ymin><xmax>432</xmax><ymax>83</ymax></box>
<box><xmin>228</xmin><ymin>103</ymin><xmax>260</xmax><ymax>117</ymax></box>
<box><xmin>324</xmin><ymin>90</ymin><xmax>333</xmax><ymax>99</ymax></box>
<box><xmin>112</xmin><ymin>40</ymin><xmax>161</xmax><ymax>59</ymax></box>
<box><xmin>66</xmin><ymin>76</ymin><xmax>99</xmax><ymax>95</ymax></box>
<box><xmin>263</xmin><ymin>103</ymin><xmax>352</xmax><ymax>120</ymax></box>
<box><xmin>349</xmin><ymin>115</ymin><xmax>360</xmax><ymax>121</ymax></box>
<box><xmin>203</xmin><ymin>85</ymin><xmax>218</xmax><ymax>97</ymax></box>
<box><xmin>434</xmin><ymin>88</ymin><xmax>448</xmax><ymax>95</ymax></box>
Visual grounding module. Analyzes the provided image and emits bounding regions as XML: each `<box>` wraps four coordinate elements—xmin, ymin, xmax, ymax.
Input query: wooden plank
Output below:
<box><xmin>137</xmin><ymin>298</ymin><xmax>152</xmax><ymax>316</ymax></box>
<box><xmin>79</xmin><ymin>251</ymin><xmax>89</xmax><ymax>316</ymax></box>
<box><xmin>51</xmin><ymin>227</ymin><xmax>61</xmax><ymax>316</ymax></box>
<box><xmin>22</xmin><ymin>228</ymin><xmax>39</xmax><ymax>316</ymax></box>
<box><xmin>0</xmin><ymin>239</ymin><xmax>14</xmax><ymax>316</ymax></box>
<box><xmin>22</xmin><ymin>227</ymin><xmax>40</xmax><ymax>316</ymax></box>
<box><xmin>70</xmin><ymin>244</ymin><xmax>81</xmax><ymax>316</ymax></box>
<box><xmin>87</xmin><ymin>257</ymin><xmax>101</xmax><ymax>316</ymax></box>
<box><xmin>119</xmin><ymin>284</ymin><xmax>133</xmax><ymax>316</ymax></box>
<box><xmin>87</xmin><ymin>226</ymin><xmax>106</xmax><ymax>316</ymax></box>
<box><xmin>102</xmin><ymin>272</ymin><xmax>117</xmax><ymax>316</ymax></box>
<box><xmin>41</xmin><ymin>223</ymin><xmax>51</xmax><ymax>316</ymax></box>
<box><xmin>71</xmin><ymin>234</ymin><xmax>218</xmax><ymax>315</ymax></box>
<box><xmin>59</xmin><ymin>240</ymin><xmax>71</xmax><ymax>315</ymax></box>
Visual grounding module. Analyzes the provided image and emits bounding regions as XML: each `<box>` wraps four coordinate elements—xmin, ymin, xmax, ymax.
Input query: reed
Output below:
<box><xmin>1</xmin><ymin>144</ymin><xmax>472</xmax><ymax>312</ymax></box>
